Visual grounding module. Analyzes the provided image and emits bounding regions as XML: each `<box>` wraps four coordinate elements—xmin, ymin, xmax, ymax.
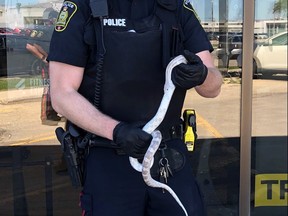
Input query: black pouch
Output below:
<box><xmin>150</xmin><ymin>145</ymin><xmax>186</xmax><ymax>178</ymax></box>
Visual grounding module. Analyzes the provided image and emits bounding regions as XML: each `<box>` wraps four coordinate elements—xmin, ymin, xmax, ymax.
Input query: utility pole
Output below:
<box><xmin>211</xmin><ymin>0</ymin><xmax>214</xmax><ymax>22</ymax></box>
<box><xmin>211</xmin><ymin>0</ymin><xmax>215</xmax><ymax>32</ymax></box>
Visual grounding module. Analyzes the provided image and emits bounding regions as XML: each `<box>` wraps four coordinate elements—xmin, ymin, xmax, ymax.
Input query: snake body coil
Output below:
<box><xmin>129</xmin><ymin>55</ymin><xmax>188</xmax><ymax>216</ymax></box>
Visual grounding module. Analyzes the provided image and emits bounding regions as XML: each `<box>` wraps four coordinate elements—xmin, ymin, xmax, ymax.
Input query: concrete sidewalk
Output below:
<box><xmin>0</xmin><ymin>87</ymin><xmax>43</xmax><ymax>104</ymax></box>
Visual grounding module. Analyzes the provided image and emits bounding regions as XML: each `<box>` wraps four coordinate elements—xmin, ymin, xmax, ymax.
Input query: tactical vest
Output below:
<box><xmin>78</xmin><ymin>0</ymin><xmax>187</xmax><ymax>129</ymax></box>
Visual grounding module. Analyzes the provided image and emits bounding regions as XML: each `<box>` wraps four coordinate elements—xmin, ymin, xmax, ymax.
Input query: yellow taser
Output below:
<box><xmin>183</xmin><ymin>109</ymin><xmax>198</xmax><ymax>151</ymax></box>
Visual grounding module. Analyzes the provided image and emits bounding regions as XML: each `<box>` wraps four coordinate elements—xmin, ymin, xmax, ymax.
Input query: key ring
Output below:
<box><xmin>159</xmin><ymin>157</ymin><xmax>169</xmax><ymax>167</ymax></box>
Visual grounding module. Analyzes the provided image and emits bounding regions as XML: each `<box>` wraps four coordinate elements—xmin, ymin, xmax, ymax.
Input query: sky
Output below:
<box><xmin>0</xmin><ymin>0</ymin><xmax>284</xmax><ymax>21</ymax></box>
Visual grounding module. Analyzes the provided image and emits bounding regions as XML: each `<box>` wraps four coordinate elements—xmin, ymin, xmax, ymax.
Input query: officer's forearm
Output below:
<box><xmin>49</xmin><ymin>62</ymin><xmax>119</xmax><ymax>140</ymax></box>
<box><xmin>53</xmin><ymin>90</ymin><xmax>118</xmax><ymax>140</ymax></box>
<box><xmin>195</xmin><ymin>67</ymin><xmax>222</xmax><ymax>98</ymax></box>
<box><xmin>192</xmin><ymin>50</ymin><xmax>222</xmax><ymax>98</ymax></box>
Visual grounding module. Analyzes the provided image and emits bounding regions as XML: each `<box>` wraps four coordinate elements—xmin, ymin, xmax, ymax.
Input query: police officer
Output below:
<box><xmin>48</xmin><ymin>0</ymin><xmax>222</xmax><ymax>215</ymax></box>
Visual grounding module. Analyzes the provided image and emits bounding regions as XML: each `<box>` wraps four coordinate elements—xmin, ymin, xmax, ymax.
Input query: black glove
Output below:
<box><xmin>113</xmin><ymin>122</ymin><xmax>152</xmax><ymax>158</ymax></box>
<box><xmin>172</xmin><ymin>50</ymin><xmax>208</xmax><ymax>90</ymax></box>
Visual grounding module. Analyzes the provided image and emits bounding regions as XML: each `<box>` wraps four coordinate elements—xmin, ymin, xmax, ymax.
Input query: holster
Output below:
<box><xmin>55</xmin><ymin>127</ymin><xmax>85</xmax><ymax>187</ymax></box>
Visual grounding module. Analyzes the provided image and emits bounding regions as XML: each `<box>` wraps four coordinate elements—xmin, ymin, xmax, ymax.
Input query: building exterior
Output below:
<box><xmin>1</xmin><ymin>1</ymin><xmax>287</xmax><ymax>35</ymax></box>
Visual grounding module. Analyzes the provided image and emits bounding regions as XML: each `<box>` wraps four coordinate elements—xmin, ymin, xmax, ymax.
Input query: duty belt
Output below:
<box><xmin>159</xmin><ymin>124</ymin><xmax>183</xmax><ymax>141</ymax></box>
<box><xmin>88</xmin><ymin>124</ymin><xmax>183</xmax><ymax>149</ymax></box>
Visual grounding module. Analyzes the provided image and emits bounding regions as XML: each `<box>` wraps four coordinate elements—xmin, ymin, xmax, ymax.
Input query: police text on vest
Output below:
<box><xmin>103</xmin><ymin>19</ymin><xmax>126</xmax><ymax>27</ymax></box>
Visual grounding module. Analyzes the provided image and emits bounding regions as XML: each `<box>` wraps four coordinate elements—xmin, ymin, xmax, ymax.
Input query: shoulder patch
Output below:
<box><xmin>55</xmin><ymin>1</ymin><xmax>77</xmax><ymax>32</ymax></box>
<box><xmin>183</xmin><ymin>0</ymin><xmax>201</xmax><ymax>21</ymax></box>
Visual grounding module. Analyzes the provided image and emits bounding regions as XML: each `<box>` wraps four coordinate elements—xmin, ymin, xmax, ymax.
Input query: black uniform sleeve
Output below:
<box><xmin>47</xmin><ymin>0</ymin><xmax>91</xmax><ymax>67</ymax></box>
<box><xmin>178</xmin><ymin>0</ymin><xmax>213</xmax><ymax>53</ymax></box>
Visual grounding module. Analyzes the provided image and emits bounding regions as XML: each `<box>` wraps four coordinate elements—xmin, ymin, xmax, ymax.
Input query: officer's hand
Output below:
<box><xmin>113</xmin><ymin>122</ymin><xmax>152</xmax><ymax>158</ymax></box>
<box><xmin>172</xmin><ymin>50</ymin><xmax>208</xmax><ymax>90</ymax></box>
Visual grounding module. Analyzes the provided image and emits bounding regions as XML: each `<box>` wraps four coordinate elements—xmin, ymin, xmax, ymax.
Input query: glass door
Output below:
<box><xmin>0</xmin><ymin>0</ymin><xmax>286</xmax><ymax>215</ymax></box>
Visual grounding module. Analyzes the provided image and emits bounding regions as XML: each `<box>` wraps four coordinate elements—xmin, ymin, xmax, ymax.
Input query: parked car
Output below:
<box><xmin>0</xmin><ymin>34</ymin><xmax>42</xmax><ymax>77</ymax></box>
<box><xmin>0</xmin><ymin>27</ymin><xmax>14</xmax><ymax>34</ymax></box>
<box><xmin>218</xmin><ymin>34</ymin><xmax>242</xmax><ymax>50</ymax></box>
<box><xmin>254</xmin><ymin>33</ymin><xmax>268</xmax><ymax>43</ymax></box>
<box><xmin>213</xmin><ymin>33</ymin><xmax>243</xmax><ymax>68</ymax></box>
<box><xmin>206</xmin><ymin>31</ymin><xmax>222</xmax><ymax>41</ymax></box>
<box><xmin>237</xmin><ymin>31</ymin><xmax>288</xmax><ymax>78</ymax></box>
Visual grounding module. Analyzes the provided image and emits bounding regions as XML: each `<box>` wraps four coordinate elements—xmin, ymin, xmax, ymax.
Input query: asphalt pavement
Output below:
<box><xmin>0</xmin><ymin>76</ymin><xmax>287</xmax><ymax>146</ymax></box>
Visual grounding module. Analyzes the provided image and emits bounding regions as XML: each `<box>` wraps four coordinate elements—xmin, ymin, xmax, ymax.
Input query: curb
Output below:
<box><xmin>0</xmin><ymin>87</ymin><xmax>43</xmax><ymax>104</ymax></box>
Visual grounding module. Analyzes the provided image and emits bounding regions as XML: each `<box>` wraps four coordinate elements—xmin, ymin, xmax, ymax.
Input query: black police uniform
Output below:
<box><xmin>48</xmin><ymin>0</ymin><xmax>213</xmax><ymax>215</ymax></box>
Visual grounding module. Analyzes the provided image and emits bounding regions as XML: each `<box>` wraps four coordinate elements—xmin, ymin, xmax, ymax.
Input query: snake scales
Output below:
<box><xmin>129</xmin><ymin>55</ymin><xmax>188</xmax><ymax>216</ymax></box>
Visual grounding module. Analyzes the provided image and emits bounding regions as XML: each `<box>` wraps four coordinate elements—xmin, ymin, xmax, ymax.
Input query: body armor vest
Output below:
<box><xmin>79</xmin><ymin>0</ymin><xmax>186</xmax><ymax>129</ymax></box>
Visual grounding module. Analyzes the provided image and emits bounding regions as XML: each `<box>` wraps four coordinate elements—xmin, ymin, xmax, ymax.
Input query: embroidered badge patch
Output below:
<box><xmin>183</xmin><ymin>0</ymin><xmax>201</xmax><ymax>21</ymax></box>
<box><xmin>55</xmin><ymin>1</ymin><xmax>77</xmax><ymax>32</ymax></box>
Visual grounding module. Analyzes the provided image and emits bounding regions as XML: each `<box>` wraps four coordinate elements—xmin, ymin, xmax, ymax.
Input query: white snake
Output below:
<box><xmin>129</xmin><ymin>55</ymin><xmax>188</xmax><ymax>216</ymax></box>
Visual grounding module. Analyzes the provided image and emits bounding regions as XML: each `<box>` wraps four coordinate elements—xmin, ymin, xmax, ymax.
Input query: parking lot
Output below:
<box><xmin>0</xmin><ymin>77</ymin><xmax>287</xmax><ymax>146</ymax></box>
<box><xmin>0</xmin><ymin>33</ymin><xmax>287</xmax><ymax>144</ymax></box>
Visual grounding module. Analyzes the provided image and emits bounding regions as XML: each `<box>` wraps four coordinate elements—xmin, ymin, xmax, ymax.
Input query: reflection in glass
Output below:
<box><xmin>252</xmin><ymin>1</ymin><xmax>287</xmax><ymax>215</ymax></box>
